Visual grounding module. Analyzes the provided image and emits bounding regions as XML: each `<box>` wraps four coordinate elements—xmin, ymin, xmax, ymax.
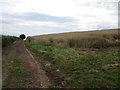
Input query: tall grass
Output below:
<box><xmin>30</xmin><ymin>29</ymin><xmax>119</xmax><ymax>48</ymax></box>
<box><xmin>67</xmin><ymin>36</ymin><xmax>119</xmax><ymax>48</ymax></box>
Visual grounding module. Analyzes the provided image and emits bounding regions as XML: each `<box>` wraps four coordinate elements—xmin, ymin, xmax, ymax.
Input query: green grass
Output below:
<box><xmin>0</xmin><ymin>57</ymin><xmax>2</xmax><ymax>63</ymax></box>
<box><xmin>27</xmin><ymin>40</ymin><xmax>119</xmax><ymax>88</ymax></box>
<box><xmin>10</xmin><ymin>54</ymin><xmax>28</xmax><ymax>88</ymax></box>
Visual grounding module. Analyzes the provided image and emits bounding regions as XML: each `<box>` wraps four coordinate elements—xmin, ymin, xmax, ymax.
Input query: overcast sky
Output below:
<box><xmin>0</xmin><ymin>0</ymin><xmax>119</xmax><ymax>37</ymax></box>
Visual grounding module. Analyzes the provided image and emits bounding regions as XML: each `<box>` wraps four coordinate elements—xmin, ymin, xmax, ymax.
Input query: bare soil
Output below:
<box><xmin>2</xmin><ymin>40</ymin><xmax>52</xmax><ymax>88</ymax></box>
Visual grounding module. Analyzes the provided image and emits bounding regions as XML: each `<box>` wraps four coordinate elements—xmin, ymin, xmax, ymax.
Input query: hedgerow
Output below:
<box><xmin>2</xmin><ymin>35</ymin><xmax>20</xmax><ymax>47</ymax></box>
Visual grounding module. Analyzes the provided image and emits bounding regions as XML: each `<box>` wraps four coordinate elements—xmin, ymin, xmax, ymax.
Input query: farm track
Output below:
<box><xmin>3</xmin><ymin>40</ymin><xmax>51</xmax><ymax>88</ymax></box>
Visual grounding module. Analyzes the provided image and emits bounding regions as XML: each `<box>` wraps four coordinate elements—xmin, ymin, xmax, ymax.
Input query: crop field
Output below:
<box><xmin>26</xmin><ymin>29</ymin><xmax>120</xmax><ymax>88</ymax></box>
<box><xmin>31</xmin><ymin>29</ymin><xmax>119</xmax><ymax>48</ymax></box>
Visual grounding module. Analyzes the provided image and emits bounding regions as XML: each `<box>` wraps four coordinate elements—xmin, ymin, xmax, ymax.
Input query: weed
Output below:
<box><xmin>11</xmin><ymin>67</ymin><xmax>27</xmax><ymax>78</ymax></box>
<box><xmin>10</xmin><ymin>54</ymin><xmax>28</xmax><ymax>88</ymax></box>
<box><xmin>27</xmin><ymin>40</ymin><xmax>119</xmax><ymax>88</ymax></box>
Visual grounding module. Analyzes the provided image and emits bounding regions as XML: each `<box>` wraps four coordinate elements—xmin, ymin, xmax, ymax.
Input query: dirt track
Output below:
<box><xmin>3</xmin><ymin>40</ymin><xmax>51</xmax><ymax>88</ymax></box>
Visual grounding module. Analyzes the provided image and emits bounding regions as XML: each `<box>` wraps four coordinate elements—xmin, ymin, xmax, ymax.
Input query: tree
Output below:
<box><xmin>19</xmin><ymin>34</ymin><xmax>26</xmax><ymax>40</ymax></box>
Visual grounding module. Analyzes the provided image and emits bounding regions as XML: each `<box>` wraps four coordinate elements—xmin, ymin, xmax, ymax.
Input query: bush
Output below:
<box><xmin>19</xmin><ymin>34</ymin><xmax>26</xmax><ymax>40</ymax></box>
<box><xmin>2</xmin><ymin>35</ymin><xmax>20</xmax><ymax>47</ymax></box>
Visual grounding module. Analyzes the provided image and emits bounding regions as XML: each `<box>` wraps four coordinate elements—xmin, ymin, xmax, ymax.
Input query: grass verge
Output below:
<box><xmin>26</xmin><ymin>40</ymin><xmax>119</xmax><ymax>88</ymax></box>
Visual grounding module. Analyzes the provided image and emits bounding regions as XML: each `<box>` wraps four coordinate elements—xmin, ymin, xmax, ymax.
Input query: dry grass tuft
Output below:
<box><xmin>29</xmin><ymin>29</ymin><xmax>120</xmax><ymax>48</ymax></box>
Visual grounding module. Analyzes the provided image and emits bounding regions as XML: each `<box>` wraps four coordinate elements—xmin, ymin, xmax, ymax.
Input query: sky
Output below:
<box><xmin>0</xmin><ymin>0</ymin><xmax>119</xmax><ymax>37</ymax></box>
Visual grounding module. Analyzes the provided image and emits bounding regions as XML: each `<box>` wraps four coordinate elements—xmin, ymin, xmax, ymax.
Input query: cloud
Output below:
<box><xmin>2</xmin><ymin>23</ymin><xmax>75</xmax><ymax>37</ymax></box>
<box><xmin>0</xmin><ymin>0</ymin><xmax>118</xmax><ymax>36</ymax></box>
<box><xmin>2</xmin><ymin>12</ymin><xmax>77</xmax><ymax>30</ymax></box>
<box><xmin>3</xmin><ymin>12</ymin><xmax>75</xmax><ymax>23</ymax></box>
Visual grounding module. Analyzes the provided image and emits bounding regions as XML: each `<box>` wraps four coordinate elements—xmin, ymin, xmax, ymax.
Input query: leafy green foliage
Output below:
<box><xmin>19</xmin><ymin>34</ymin><xmax>26</xmax><ymax>40</ymax></box>
<box><xmin>2</xmin><ymin>35</ymin><xmax>20</xmax><ymax>47</ymax></box>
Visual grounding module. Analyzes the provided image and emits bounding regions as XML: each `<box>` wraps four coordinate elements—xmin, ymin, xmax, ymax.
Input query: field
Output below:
<box><xmin>26</xmin><ymin>29</ymin><xmax>120</xmax><ymax>88</ymax></box>
<box><xmin>2</xmin><ymin>29</ymin><xmax>120</xmax><ymax>88</ymax></box>
<box><xmin>30</xmin><ymin>29</ymin><xmax>119</xmax><ymax>48</ymax></box>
